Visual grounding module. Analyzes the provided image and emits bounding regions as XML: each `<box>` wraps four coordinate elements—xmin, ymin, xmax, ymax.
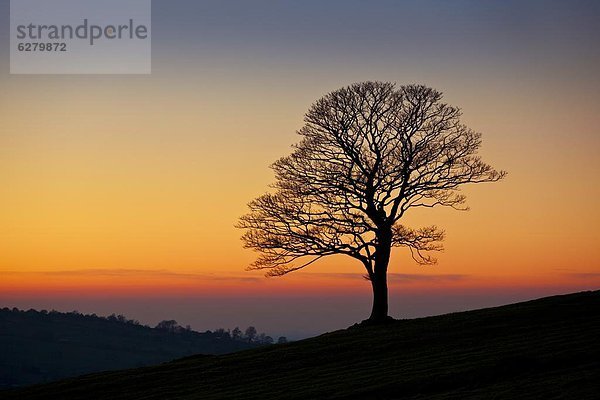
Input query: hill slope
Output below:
<box><xmin>0</xmin><ymin>309</ymin><xmax>259</xmax><ymax>388</ymax></box>
<box><xmin>2</xmin><ymin>290</ymin><xmax>599</xmax><ymax>399</ymax></box>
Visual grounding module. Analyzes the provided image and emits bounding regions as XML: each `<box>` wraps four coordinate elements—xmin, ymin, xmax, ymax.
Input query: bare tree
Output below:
<box><xmin>238</xmin><ymin>82</ymin><xmax>505</xmax><ymax>323</ymax></box>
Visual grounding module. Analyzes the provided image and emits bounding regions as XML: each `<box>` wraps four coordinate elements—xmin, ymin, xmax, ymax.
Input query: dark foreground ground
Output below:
<box><xmin>2</xmin><ymin>290</ymin><xmax>599</xmax><ymax>399</ymax></box>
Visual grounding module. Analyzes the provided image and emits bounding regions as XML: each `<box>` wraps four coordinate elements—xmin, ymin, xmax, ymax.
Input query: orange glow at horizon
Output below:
<box><xmin>2</xmin><ymin>267</ymin><xmax>599</xmax><ymax>300</ymax></box>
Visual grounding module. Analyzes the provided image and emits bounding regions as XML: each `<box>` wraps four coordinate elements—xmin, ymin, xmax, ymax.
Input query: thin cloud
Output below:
<box><xmin>297</xmin><ymin>272</ymin><xmax>468</xmax><ymax>282</ymax></box>
<box><xmin>565</xmin><ymin>272</ymin><xmax>600</xmax><ymax>279</ymax></box>
<box><xmin>388</xmin><ymin>273</ymin><xmax>467</xmax><ymax>282</ymax></box>
<box><xmin>0</xmin><ymin>269</ymin><xmax>262</xmax><ymax>283</ymax></box>
<box><xmin>1</xmin><ymin>269</ymin><xmax>471</xmax><ymax>283</ymax></box>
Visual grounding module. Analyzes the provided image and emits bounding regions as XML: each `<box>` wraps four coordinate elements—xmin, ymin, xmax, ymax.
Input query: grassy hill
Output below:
<box><xmin>0</xmin><ymin>309</ymin><xmax>260</xmax><ymax>388</ymax></box>
<box><xmin>2</xmin><ymin>290</ymin><xmax>599</xmax><ymax>399</ymax></box>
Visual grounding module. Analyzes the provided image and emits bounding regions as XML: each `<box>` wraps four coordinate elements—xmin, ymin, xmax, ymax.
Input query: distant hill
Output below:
<box><xmin>1</xmin><ymin>290</ymin><xmax>599</xmax><ymax>399</ymax></box>
<box><xmin>0</xmin><ymin>308</ymin><xmax>261</xmax><ymax>388</ymax></box>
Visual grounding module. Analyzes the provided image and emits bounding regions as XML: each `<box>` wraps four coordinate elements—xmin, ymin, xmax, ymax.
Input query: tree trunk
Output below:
<box><xmin>368</xmin><ymin>229</ymin><xmax>392</xmax><ymax>322</ymax></box>
<box><xmin>369</xmin><ymin>269</ymin><xmax>388</xmax><ymax>322</ymax></box>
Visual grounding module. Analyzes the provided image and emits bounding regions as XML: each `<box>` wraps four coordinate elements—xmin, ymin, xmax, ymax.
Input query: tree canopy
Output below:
<box><xmin>238</xmin><ymin>82</ymin><xmax>505</xmax><ymax>321</ymax></box>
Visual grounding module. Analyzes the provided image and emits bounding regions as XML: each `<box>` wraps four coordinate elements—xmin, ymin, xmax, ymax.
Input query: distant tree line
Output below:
<box><xmin>211</xmin><ymin>326</ymin><xmax>288</xmax><ymax>345</ymax></box>
<box><xmin>0</xmin><ymin>307</ymin><xmax>267</xmax><ymax>388</ymax></box>
<box><xmin>154</xmin><ymin>320</ymin><xmax>191</xmax><ymax>332</ymax></box>
<box><xmin>154</xmin><ymin>320</ymin><xmax>288</xmax><ymax>345</ymax></box>
<box><xmin>1</xmin><ymin>308</ymin><xmax>144</xmax><ymax>326</ymax></box>
<box><xmin>2</xmin><ymin>308</ymin><xmax>287</xmax><ymax>345</ymax></box>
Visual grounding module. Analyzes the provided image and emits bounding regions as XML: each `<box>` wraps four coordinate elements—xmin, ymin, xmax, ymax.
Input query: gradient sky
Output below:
<box><xmin>1</xmin><ymin>0</ymin><xmax>599</xmax><ymax>338</ymax></box>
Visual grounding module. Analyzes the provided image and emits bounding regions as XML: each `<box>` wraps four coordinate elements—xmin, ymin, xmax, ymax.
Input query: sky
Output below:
<box><xmin>1</xmin><ymin>0</ymin><xmax>599</xmax><ymax>338</ymax></box>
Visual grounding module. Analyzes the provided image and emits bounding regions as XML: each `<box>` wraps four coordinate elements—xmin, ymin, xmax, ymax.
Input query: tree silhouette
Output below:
<box><xmin>231</xmin><ymin>327</ymin><xmax>242</xmax><ymax>340</ymax></box>
<box><xmin>244</xmin><ymin>326</ymin><xmax>257</xmax><ymax>342</ymax></box>
<box><xmin>238</xmin><ymin>82</ymin><xmax>505</xmax><ymax>322</ymax></box>
<box><xmin>155</xmin><ymin>320</ymin><xmax>179</xmax><ymax>332</ymax></box>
